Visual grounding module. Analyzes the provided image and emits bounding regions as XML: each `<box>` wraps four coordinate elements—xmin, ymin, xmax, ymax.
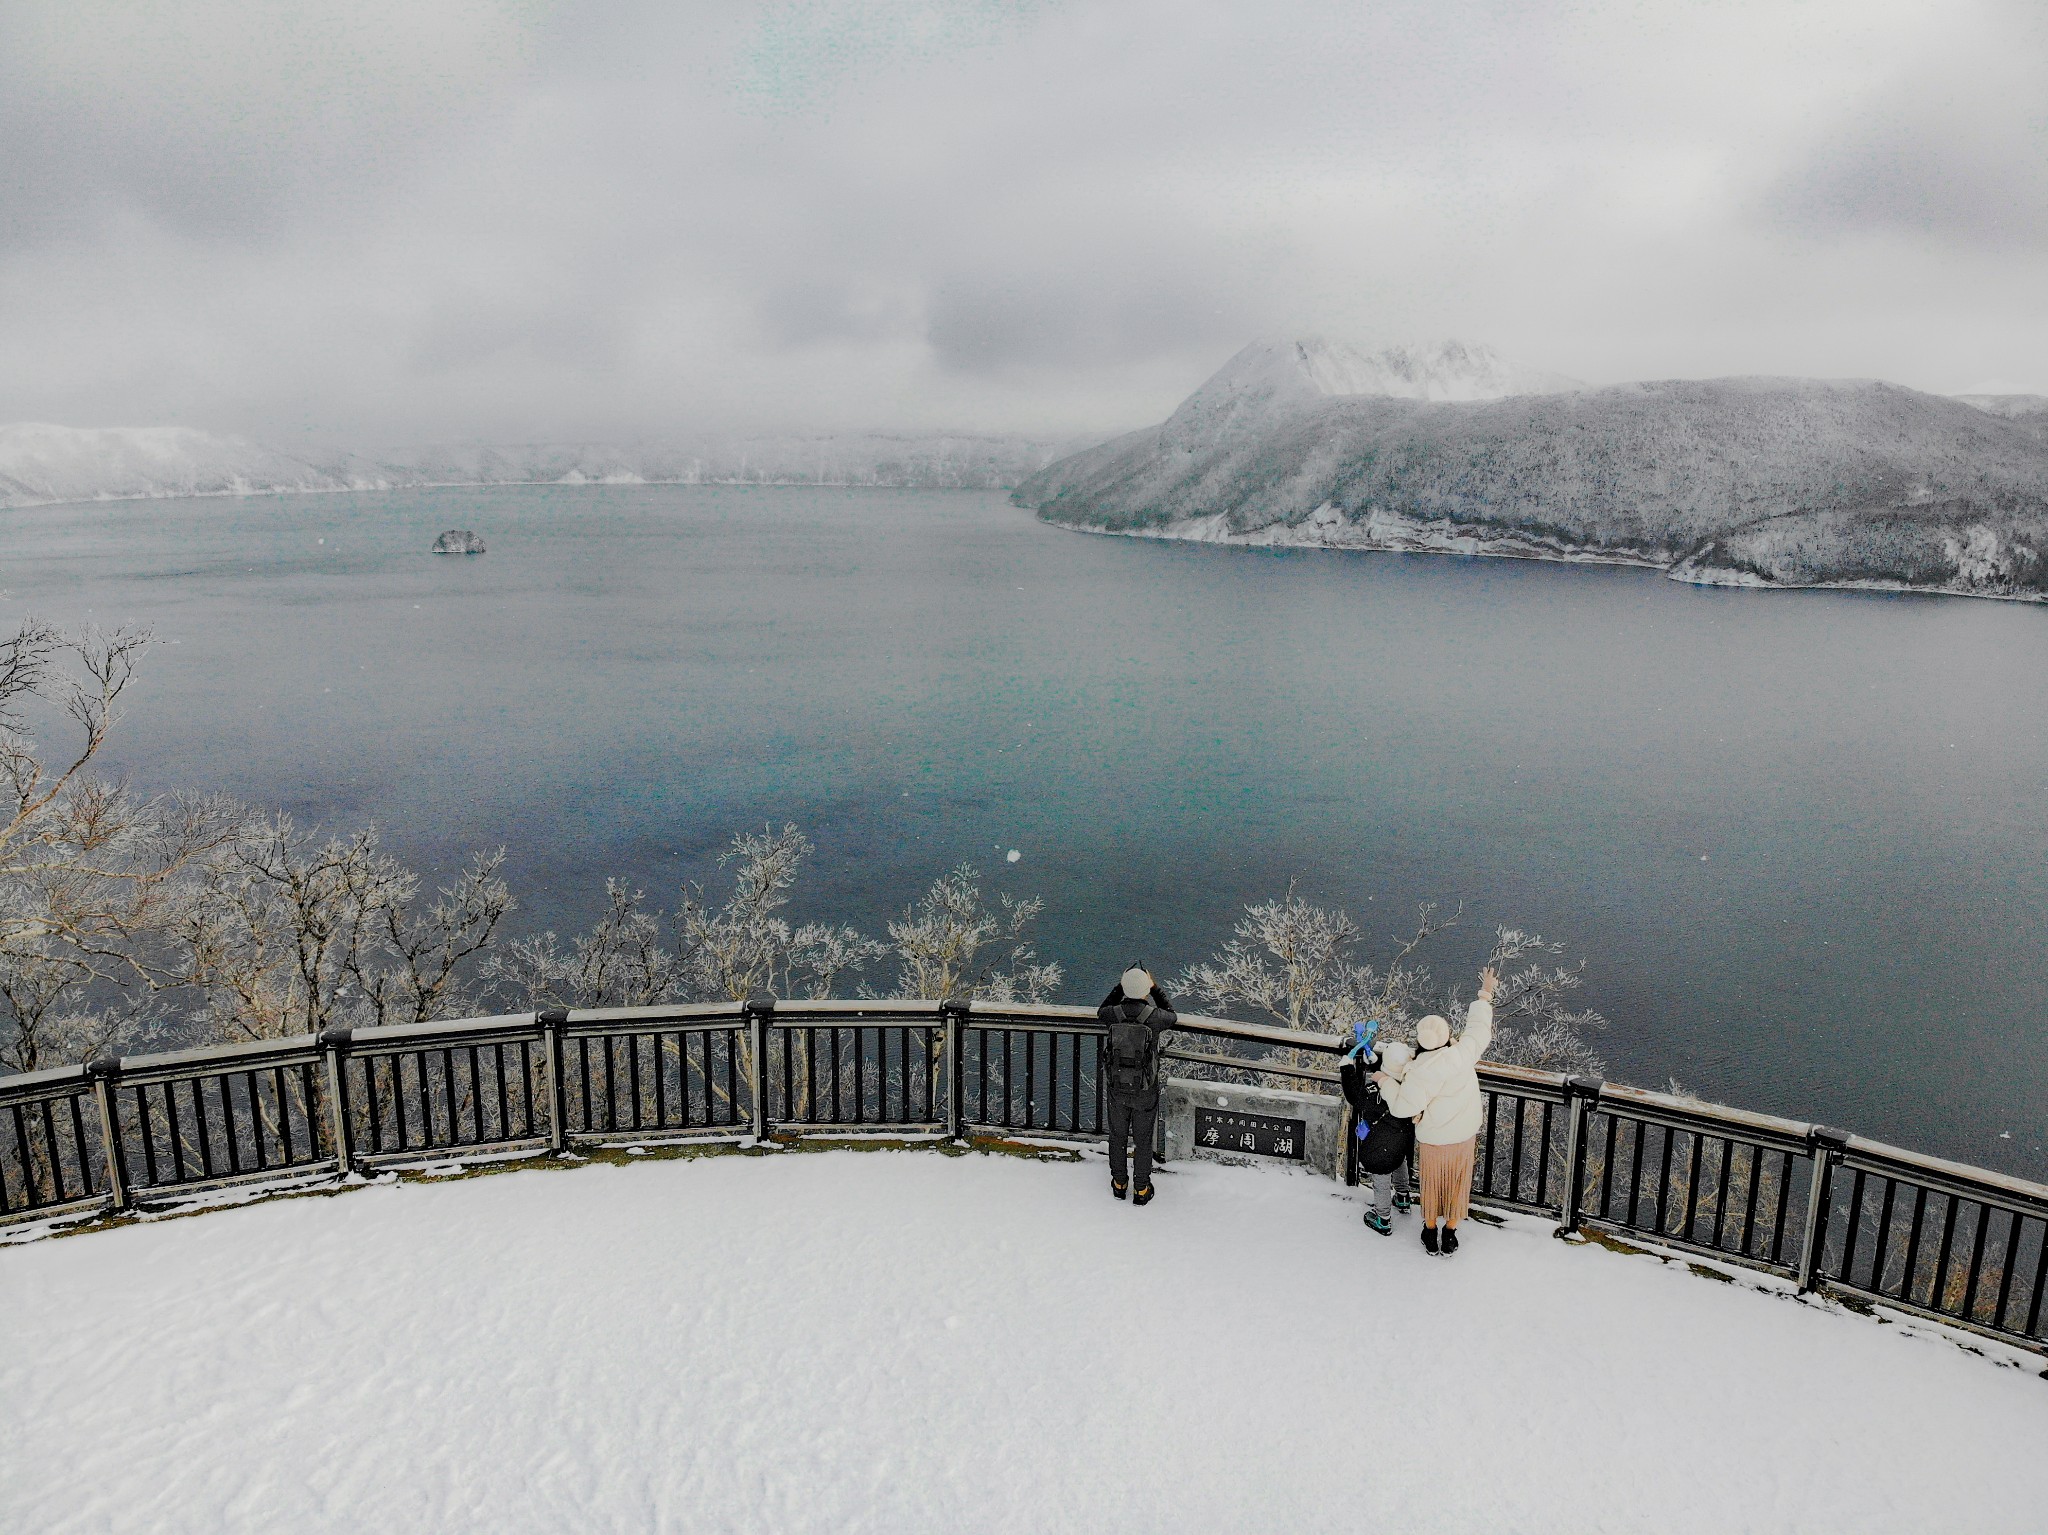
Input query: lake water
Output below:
<box><xmin>6</xmin><ymin>484</ymin><xmax>2045</xmax><ymax>1178</ymax></box>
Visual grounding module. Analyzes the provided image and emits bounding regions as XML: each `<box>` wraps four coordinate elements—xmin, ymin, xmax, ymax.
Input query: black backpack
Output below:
<box><xmin>1105</xmin><ymin>1003</ymin><xmax>1159</xmax><ymax>1099</ymax></box>
<box><xmin>1342</xmin><ymin>1056</ymin><xmax>1414</xmax><ymax>1175</ymax></box>
<box><xmin>1358</xmin><ymin>1112</ymin><xmax>1415</xmax><ymax>1177</ymax></box>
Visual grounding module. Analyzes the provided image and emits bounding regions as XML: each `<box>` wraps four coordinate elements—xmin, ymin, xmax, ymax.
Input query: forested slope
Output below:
<box><xmin>1016</xmin><ymin>372</ymin><xmax>2048</xmax><ymax>599</ymax></box>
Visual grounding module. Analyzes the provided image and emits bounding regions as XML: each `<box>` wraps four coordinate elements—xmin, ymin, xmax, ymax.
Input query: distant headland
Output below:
<box><xmin>1014</xmin><ymin>339</ymin><xmax>2048</xmax><ymax>603</ymax></box>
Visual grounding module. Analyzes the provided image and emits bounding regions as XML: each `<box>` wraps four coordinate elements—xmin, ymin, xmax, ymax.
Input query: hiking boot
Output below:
<box><xmin>1111</xmin><ymin>1178</ymin><xmax>1128</xmax><ymax>1200</ymax></box>
<box><xmin>1441</xmin><ymin>1226</ymin><xmax>1460</xmax><ymax>1256</ymax></box>
<box><xmin>1132</xmin><ymin>1184</ymin><xmax>1155</xmax><ymax>1207</ymax></box>
<box><xmin>1393</xmin><ymin>1190</ymin><xmax>1415</xmax><ymax>1213</ymax></box>
<box><xmin>1421</xmin><ymin>1225</ymin><xmax>1440</xmax><ymax>1256</ymax></box>
<box><xmin>1363</xmin><ymin>1210</ymin><xmax>1393</xmax><ymax>1236</ymax></box>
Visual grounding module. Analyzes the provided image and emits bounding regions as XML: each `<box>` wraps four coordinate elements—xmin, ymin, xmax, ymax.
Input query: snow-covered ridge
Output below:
<box><xmin>1017</xmin><ymin>354</ymin><xmax>2048</xmax><ymax>603</ymax></box>
<box><xmin>0</xmin><ymin>423</ymin><xmax>350</xmax><ymax>507</ymax></box>
<box><xmin>0</xmin><ymin>424</ymin><xmax>1092</xmax><ymax>510</ymax></box>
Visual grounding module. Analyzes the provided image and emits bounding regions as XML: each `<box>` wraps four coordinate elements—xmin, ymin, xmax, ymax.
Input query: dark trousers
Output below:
<box><xmin>1107</xmin><ymin>1097</ymin><xmax>1157</xmax><ymax>1190</ymax></box>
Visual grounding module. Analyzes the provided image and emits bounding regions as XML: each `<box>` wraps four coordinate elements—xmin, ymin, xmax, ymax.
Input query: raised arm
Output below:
<box><xmin>1452</xmin><ymin>969</ymin><xmax>1497</xmax><ymax>1068</ymax></box>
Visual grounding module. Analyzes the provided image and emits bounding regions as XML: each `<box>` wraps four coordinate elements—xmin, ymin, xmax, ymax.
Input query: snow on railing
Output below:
<box><xmin>3</xmin><ymin>999</ymin><xmax>2044</xmax><ymax>1356</ymax></box>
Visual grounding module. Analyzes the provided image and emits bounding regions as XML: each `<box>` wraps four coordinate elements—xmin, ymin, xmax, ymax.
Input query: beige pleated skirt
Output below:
<box><xmin>1417</xmin><ymin>1135</ymin><xmax>1477</xmax><ymax>1227</ymax></box>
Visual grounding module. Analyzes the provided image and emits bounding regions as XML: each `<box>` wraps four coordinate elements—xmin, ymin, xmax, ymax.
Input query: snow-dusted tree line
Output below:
<box><xmin>0</xmin><ymin>622</ymin><xmax>1607</xmax><ymax>1076</ymax></box>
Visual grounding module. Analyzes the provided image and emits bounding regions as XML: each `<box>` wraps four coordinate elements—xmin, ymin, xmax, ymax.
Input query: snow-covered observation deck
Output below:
<box><xmin>2</xmin><ymin>1149</ymin><xmax>2042</xmax><ymax>1533</ymax></box>
<box><xmin>4</xmin><ymin>999</ymin><xmax>2046</xmax><ymax>1358</ymax></box>
<box><xmin>2</xmin><ymin>1002</ymin><xmax>2046</xmax><ymax>1531</ymax></box>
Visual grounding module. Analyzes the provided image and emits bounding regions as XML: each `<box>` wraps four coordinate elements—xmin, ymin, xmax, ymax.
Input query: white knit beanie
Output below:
<box><xmin>1120</xmin><ymin>966</ymin><xmax>1153</xmax><ymax>997</ymax></box>
<box><xmin>1415</xmin><ymin>1014</ymin><xmax>1451</xmax><ymax>1050</ymax></box>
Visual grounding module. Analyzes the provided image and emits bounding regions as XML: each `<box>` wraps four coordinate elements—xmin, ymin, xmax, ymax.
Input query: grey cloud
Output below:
<box><xmin>1759</xmin><ymin>1</ymin><xmax>2048</xmax><ymax>247</ymax></box>
<box><xmin>925</xmin><ymin>272</ymin><xmax>1254</xmax><ymax>375</ymax></box>
<box><xmin>0</xmin><ymin>0</ymin><xmax>536</xmax><ymax>250</ymax></box>
<box><xmin>404</xmin><ymin>295</ymin><xmax>628</xmax><ymax>378</ymax></box>
<box><xmin>754</xmin><ymin>281</ymin><xmax>922</xmax><ymax>349</ymax></box>
<box><xmin>2</xmin><ymin>0</ymin><xmax>2045</xmax><ymax>442</ymax></box>
<box><xmin>1764</xmin><ymin>99</ymin><xmax>2048</xmax><ymax>247</ymax></box>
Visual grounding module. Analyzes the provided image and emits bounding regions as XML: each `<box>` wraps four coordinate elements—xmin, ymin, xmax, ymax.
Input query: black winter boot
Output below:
<box><xmin>1111</xmin><ymin>1178</ymin><xmax>1128</xmax><ymax>1200</ymax></box>
<box><xmin>1441</xmin><ymin>1226</ymin><xmax>1460</xmax><ymax>1256</ymax></box>
<box><xmin>1421</xmin><ymin>1224</ymin><xmax>1440</xmax><ymax>1256</ymax></box>
<box><xmin>1133</xmin><ymin>1184</ymin><xmax>1154</xmax><ymax>1206</ymax></box>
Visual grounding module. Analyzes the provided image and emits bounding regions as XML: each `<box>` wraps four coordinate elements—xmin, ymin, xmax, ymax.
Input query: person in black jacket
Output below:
<box><xmin>1099</xmin><ymin>964</ymin><xmax>1177</xmax><ymax>1205</ymax></box>
<box><xmin>1339</xmin><ymin>1030</ymin><xmax>1415</xmax><ymax>1236</ymax></box>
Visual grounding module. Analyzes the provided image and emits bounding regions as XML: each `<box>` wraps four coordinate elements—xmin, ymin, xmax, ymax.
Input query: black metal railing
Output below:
<box><xmin>111</xmin><ymin>1039</ymin><xmax>331</xmax><ymax>1196</ymax></box>
<box><xmin>3</xmin><ymin>1000</ymin><xmax>2043</xmax><ymax>1357</ymax></box>
<box><xmin>0</xmin><ymin>1068</ymin><xmax>107</xmax><ymax>1218</ymax></box>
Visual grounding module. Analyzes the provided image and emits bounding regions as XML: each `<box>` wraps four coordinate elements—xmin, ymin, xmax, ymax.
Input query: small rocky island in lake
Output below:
<box><xmin>432</xmin><ymin>529</ymin><xmax>486</xmax><ymax>555</ymax></box>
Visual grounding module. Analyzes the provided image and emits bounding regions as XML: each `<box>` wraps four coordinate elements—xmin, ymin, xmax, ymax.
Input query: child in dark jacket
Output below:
<box><xmin>1339</xmin><ymin>1027</ymin><xmax>1415</xmax><ymax>1236</ymax></box>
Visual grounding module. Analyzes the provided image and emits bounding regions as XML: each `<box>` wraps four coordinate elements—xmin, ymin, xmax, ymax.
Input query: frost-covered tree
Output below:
<box><xmin>0</xmin><ymin>945</ymin><xmax>114</xmax><ymax>1075</ymax></box>
<box><xmin>174</xmin><ymin>815</ymin><xmax>509</xmax><ymax>1041</ymax></box>
<box><xmin>887</xmin><ymin>864</ymin><xmax>1061</xmax><ymax>1002</ymax></box>
<box><xmin>1177</xmin><ymin>886</ymin><xmax>1606</xmax><ymax>1076</ymax></box>
<box><xmin>342</xmin><ymin>850</ymin><xmax>512</xmax><ymax>1027</ymax></box>
<box><xmin>1465</xmin><ymin>928</ymin><xmax>1607</xmax><ymax>1077</ymax></box>
<box><xmin>679</xmin><ymin>827</ymin><xmax>892</xmax><ymax>1002</ymax></box>
<box><xmin>677</xmin><ymin>824</ymin><xmax>810</xmax><ymax>1003</ymax></box>
<box><xmin>486</xmin><ymin>827</ymin><xmax>892</xmax><ymax>1010</ymax></box>
<box><xmin>787</xmin><ymin>922</ymin><xmax>889</xmax><ymax>1000</ymax></box>
<box><xmin>484</xmin><ymin>880</ymin><xmax>677</xmax><ymax>1010</ymax></box>
<box><xmin>0</xmin><ymin>620</ymin><xmax>238</xmax><ymax>1067</ymax></box>
<box><xmin>1178</xmin><ymin>885</ymin><xmax>1448</xmax><ymax>1035</ymax></box>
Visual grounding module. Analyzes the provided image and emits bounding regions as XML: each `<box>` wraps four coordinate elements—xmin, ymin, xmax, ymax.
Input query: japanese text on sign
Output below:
<box><xmin>1193</xmin><ymin>1107</ymin><xmax>1307</xmax><ymax>1161</ymax></box>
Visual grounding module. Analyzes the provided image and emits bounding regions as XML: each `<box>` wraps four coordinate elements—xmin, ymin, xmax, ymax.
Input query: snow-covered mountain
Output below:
<box><xmin>0</xmin><ymin>425</ymin><xmax>1092</xmax><ymax>510</ymax></box>
<box><xmin>1955</xmin><ymin>394</ymin><xmax>2048</xmax><ymax>445</ymax></box>
<box><xmin>0</xmin><ymin>424</ymin><xmax>350</xmax><ymax>508</ymax></box>
<box><xmin>1161</xmin><ymin>337</ymin><xmax>1581</xmax><ymax>446</ymax></box>
<box><xmin>1015</xmin><ymin>350</ymin><xmax>2048</xmax><ymax>602</ymax></box>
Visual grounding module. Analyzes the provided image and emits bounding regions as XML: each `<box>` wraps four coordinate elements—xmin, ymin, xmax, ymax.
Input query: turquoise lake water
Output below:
<box><xmin>6</xmin><ymin>483</ymin><xmax>2045</xmax><ymax>1176</ymax></box>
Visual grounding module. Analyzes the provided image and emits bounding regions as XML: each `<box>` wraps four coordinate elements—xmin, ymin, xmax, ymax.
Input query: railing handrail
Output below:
<box><xmin>4</xmin><ymin>996</ymin><xmax>2043</xmax><ymax>1204</ymax></box>
<box><xmin>3</xmin><ymin>995</ymin><xmax>2043</xmax><ymax>1357</ymax></box>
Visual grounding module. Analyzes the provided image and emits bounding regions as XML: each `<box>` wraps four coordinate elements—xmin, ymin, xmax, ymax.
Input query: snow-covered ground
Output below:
<box><xmin>3</xmin><ymin>1148</ymin><xmax>2044</xmax><ymax>1534</ymax></box>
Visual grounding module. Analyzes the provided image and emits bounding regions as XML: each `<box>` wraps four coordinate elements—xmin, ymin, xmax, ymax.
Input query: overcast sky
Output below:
<box><xmin>2</xmin><ymin>0</ymin><xmax>2043</xmax><ymax>446</ymax></box>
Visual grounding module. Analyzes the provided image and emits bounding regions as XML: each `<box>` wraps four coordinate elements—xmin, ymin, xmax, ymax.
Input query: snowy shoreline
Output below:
<box><xmin>1041</xmin><ymin>509</ymin><xmax>2048</xmax><ymax>605</ymax></box>
<box><xmin>0</xmin><ymin>474</ymin><xmax>1040</xmax><ymax>514</ymax></box>
<box><xmin>0</xmin><ymin>422</ymin><xmax>1083</xmax><ymax>511</ymax></box>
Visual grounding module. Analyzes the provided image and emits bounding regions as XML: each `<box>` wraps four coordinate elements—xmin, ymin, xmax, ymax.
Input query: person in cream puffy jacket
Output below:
<box><xmin>1377</xmin><ymin>967</ymin><xmax>1496</xmax><ymax>1256</ymax></box>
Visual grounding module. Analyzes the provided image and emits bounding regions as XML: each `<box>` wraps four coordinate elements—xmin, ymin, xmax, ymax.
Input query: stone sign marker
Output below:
<box><xmin>1161</xmin><ymin>1079</ymin><xmax>1344</xmax><ymax>1179</ymax></box>
<box><xmin>1193</xmin><ymin>1107</ymin><xmax>1306</xmax><ymax>1161</ymax></box>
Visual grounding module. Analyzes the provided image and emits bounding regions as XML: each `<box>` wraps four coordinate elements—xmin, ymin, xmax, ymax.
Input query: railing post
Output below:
<box><xmin>1797</xmin><ymin>1125</ymin><xmax>1851</xmax><ymax>1293</ymax></box>
<box><xmin>538</xmin><ymin>1009</ymin><xmax>569</xmax><ymax>1153</ymax></box>
<box><xmin>317</xmin><ymin>1027</ymin><xmax>354</xmax><ymax>1176</ymax></box>
<box><xmin>745</xmin><ymin>997</ymin><xmax>773</xmax><ymax>1143</ymax></box>
<box><xmin>941</xmin><ymin>999</ymin><xmax>967</xmax><ymax>1142</ymax></box>
<box><xmin>85</xmin><ymin>1054</ymin><xmax>130</xmax><ymax>1214</ymax></box>
<box><xmin>1559</xmin><ymin>1076</ymin><xmax>1603</xmax><ymax>1233</ymax></box>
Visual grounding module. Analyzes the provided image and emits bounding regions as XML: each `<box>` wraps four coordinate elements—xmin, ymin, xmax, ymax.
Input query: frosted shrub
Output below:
<box><xmin>175</xmin><ymin>815</ymin><xmax>511</xmax><ymax>1040</ymax></box>
<box><xmin>886</xmin><ymin>864</ymin><xmax>1061</xmax><ymax>1002</ymax></box>
<box><xmin>487</xmin><ymin>826</ymin><xmax>896</xmax><ymax>1011</ymax></box>
<box><xmin>677</xmin><ymin>824</ymin><xmax>812</xmax><ymax>1003</ymax></box>
<box><xmin>1178</xmin><ymin>887</ymin><xmax>1607</xmax><ymax>1077</ymax></box>
<box><xmin>485</xmin><ymin>879</ymin><xmax>674</xmax><ymax>1010</ymax></box>
<box><xmin>0</xmin><ymin>620</ymin><xmax>237</xmax><ymax>1068</ymax></box>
